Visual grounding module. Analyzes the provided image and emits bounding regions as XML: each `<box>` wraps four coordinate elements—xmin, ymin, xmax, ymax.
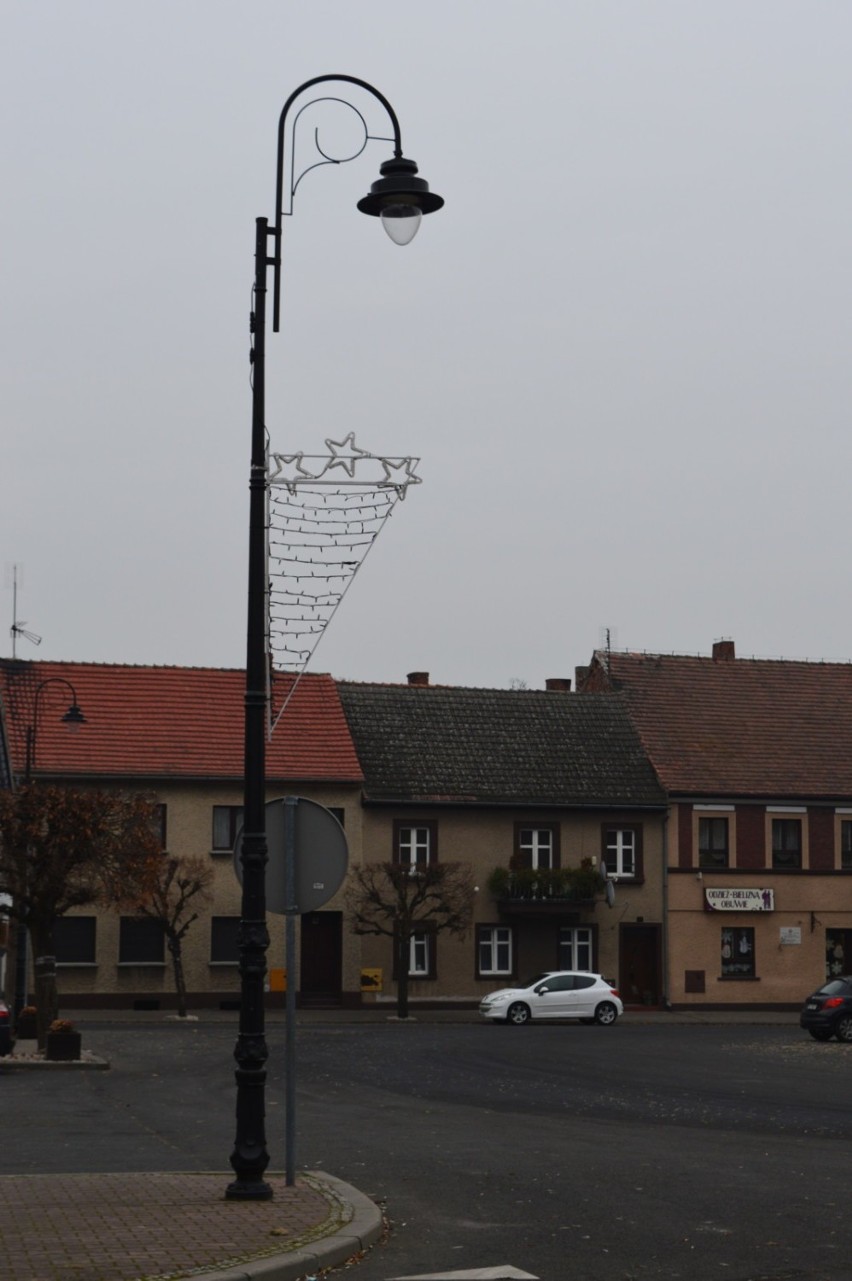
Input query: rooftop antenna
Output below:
<box><xmin>8</xmin><ymin>565</ymin><xmax>41</xmax><ymax>658</ymax></box>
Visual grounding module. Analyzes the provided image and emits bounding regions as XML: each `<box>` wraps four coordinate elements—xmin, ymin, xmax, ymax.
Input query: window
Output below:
<box><xmin>603</xmin><ymin>827</ymin><xmax>639</xmax><ymax>879</ymax></box>
<box><xmin>721</xmin><ymin>926</ymin><xmax>755</xmax><ymax>978</ymax></box>
<box><xmin>119</xmin><ymin>917</ymin><xmax>165</xmax><ymax>965</ymax></box>
<box><xmin>516</xmin><ymin>825</ymin><xmax>559</xmax><ymax>870</ymax></box>
<box><xmin>698</xmin><ymin>817</ymin><xmax>729</xmax><ymax>869</ymax></box>
<box><xmin>55</xmin><ymin>916</ymin><xmax>96</xmax><ymax>965</ymax></box>
<box><xmin>394</xmin><ymin>821</ymin><xmax>437</xmax><ymax>867</ymax></box>
<box><xmin>393</xmin><ymin>928</ymin><xmax>436</xmax><ymax>979</ymax></box>
<box><xmin>826</xmin><ymin>928</ymin><xmax>852</xmax><ymax>977</ymax></box>
<box><xmin>477</xmin><ymin>925</ymin><xmax>514</xmax><ymax>977</ymax></box>
<box><xmin>558</xmin><ymin>926</ymin><xmax>593</xmax><ymax>971</ymax></box>
<box><xmin>842</xmin><ymin>822</ymin><xmax>852</xmax><ymax>871</ymax></box>
<box><xmin>213</xmin><ymin>805</ymin><xmax>243</xmax><ymax>851</ymax></box>
<box><xmin>150</xmin><ymin>803</ymin><xmax>167</xmax><ymax>850</ymax></box>
<box><xmin>538</xmin><ymin>974</ymin><xmax>576</xmax><ymax>993</ymax></box>
<box><xmin>210</xmin><ymin>916</ymin><xmax>240</xmax><ymax>965</ymax></box>
<box><xmin>772</xmin><ymin>818</ymin><xmax>802</xmax><ymax>869</ymax></box>
<box><xmin>410</xmin><ymin>931</ymin><xmax>430</xmax><ymax>976</ymax></box>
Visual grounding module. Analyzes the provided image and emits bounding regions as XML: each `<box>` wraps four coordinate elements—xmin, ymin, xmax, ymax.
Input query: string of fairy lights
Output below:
<box><xmin>266</xmin><ymin>433</ymin><xmax>421</xmax><ymax>734</ymax></box>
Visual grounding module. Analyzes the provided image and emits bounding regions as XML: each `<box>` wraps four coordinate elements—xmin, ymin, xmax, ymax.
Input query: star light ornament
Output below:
<box><xmin>265</xmin><ymin>434</ymin><xmax>422</xmax><ymax>735</ymax></box>
<box><xmin>269</xmin><ymin>433</ymin><xmax>422</xmax><ymax>497</ymax></box>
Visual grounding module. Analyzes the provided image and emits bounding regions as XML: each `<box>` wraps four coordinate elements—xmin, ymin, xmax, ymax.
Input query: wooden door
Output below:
<box><xmin>299</xmin><ymin>911</ymin><xmax>343</xmax><ymax>1006</ymax></box>
<box><xmin>619</xmin><ymin>924</ymin><xmax>661</xmax><ymax>1006</ymax></box>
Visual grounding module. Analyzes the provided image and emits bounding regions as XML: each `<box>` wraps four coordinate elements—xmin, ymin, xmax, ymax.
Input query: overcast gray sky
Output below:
<box><xmin>3</xmin><ymin>2</ymin><xmax>852</xmax><ymax>690</ymax></box>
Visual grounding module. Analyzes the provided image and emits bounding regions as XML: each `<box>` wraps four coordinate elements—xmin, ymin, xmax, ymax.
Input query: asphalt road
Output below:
<box><xmin>6</xmin><ymin>1019</ymin><xmax>852</xmax><ymax>1281</ymax></box>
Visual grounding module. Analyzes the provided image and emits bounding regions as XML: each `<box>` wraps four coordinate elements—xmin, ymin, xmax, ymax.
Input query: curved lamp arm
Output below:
<box><xmin>271</xmin><ymin>74</ymin><xmax>441</xmax><ymax>330</ymax></box>
<box><xmin>25</xmin><ymin>677</ymin><xmax>86</xmax><ymax>781</ymax></box>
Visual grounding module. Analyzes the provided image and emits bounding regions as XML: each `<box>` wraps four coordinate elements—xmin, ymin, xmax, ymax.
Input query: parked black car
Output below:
<box><xmin>0</xmin><ymin>1000</ymin><xmax>14</xmax><ymax>1057</ymax></box>
<box><xmin>800</xmin><ymin>976</ymin><xmax>852</xmax><ymax>1041</ymax></box>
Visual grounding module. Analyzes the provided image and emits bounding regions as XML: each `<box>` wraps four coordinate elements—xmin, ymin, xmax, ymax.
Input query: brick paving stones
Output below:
<box><xmin>0</xmin><ymin>1170</ymin><xmax>372</xmax><ymax>1281</ymax></box>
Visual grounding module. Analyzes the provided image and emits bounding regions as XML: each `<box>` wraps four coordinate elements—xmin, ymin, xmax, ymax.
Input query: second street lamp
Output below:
<box><xmin>228</xmin><ymin>75</ymin><xmax>443</xmax><ymax>1202</ymax></box>
<box><xmin>15</xmin><ymin>677</ymin><xmax>87</xmax><ymax>1020</ymax></box>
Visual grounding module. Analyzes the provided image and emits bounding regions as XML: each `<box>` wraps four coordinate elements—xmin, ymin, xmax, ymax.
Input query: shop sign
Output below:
<box><xmin>705</xmin><ymin>887</ymin><xmax>774</xmax><ymax>912</ymax></box>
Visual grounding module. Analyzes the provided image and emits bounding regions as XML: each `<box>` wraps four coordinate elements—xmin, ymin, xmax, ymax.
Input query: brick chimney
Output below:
<box><xmin>712</xmin><ymin>639</ymin><xmax>735</xmax><ymax>662</ymax></box>
<box><xmin>407</xmin><ymin>671</ymin><xmax>429</xmax><ymax>686</ymax></box>
<box><xmin>574</xmin><ymin>665</ymin><xmax>590</xmax><ymax>690</ymax></box>
<box><xmin>545</xmin><ymin>678</ymin><xmax>572</xmax><ymax>692</ymax></box>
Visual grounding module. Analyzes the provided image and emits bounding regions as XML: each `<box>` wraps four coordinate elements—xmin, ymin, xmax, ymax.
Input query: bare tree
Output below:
<box><xmin>0</xmin><ymin>784</ymin><xmax>161</xmax><ymax>1047</ymax></box>
<box><xmin>126</xmin><ymin>855</ymin><xmax>214</xmax><ymax>1018</ymax></box>
<box><xmin>345</xmin><ymin>861</ymin><xmax>475</xmax><ymax>1019</ymax></box>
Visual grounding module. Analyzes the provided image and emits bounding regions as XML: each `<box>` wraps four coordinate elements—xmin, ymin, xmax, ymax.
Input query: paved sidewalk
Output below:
<box><xmin>0</xmin><ymin>1169</ymin><xmax>381</xmax><ymax>1281</ymax></box>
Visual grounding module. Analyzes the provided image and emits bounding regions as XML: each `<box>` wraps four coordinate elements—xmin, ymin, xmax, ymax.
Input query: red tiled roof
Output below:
<box><xmin>0</xmin><ymin>660</ymin><xmax>363</xmax><ymax>783</ymax></box>
<box><xmin>589</xmin><ymin>649</ymin><xmax>852</xmax><ymax>799</ymax></box>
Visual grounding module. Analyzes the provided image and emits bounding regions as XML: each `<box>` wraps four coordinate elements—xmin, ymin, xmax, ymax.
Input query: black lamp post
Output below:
<box><xmin>227</xmin><ymin>74</ymin><xmax>443</xmax><ymax>1202</ymax></box>
<box><xmin>13</xmin><ymin>677</ymin><xmax>87</xmax><ymax>1018</ymax></box>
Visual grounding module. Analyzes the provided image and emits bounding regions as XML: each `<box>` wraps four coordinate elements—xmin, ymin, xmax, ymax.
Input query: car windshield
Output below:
<box><xmin>521</xmin><ymin>973</ymin><xmax>552</xmax><ymax>989</ymax></box>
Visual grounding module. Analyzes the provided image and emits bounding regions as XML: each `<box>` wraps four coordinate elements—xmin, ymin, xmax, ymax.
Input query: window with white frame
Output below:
<box><xmin>604</xmin><ymin>827</ymin><xmax>637</xmax><ymax>879</ymax></box>
<box><xmin>394</xmin><ymin>821</ymin><xmax>436</xmax><ymax>867</ymax></box>
<box><xmin>477</xmin><ymin>925</ymin><xmax>513</xmax><ymax>977</ymax></box>
<box><xmin>558</xmin><ymin>926</ymin><xmax>593</xmax><ymax>971</ymax></box>
<box><xmin>516</xmin><ymin>825</ymin><xmax>557</xmax><ymax>870</ymax></box>
<box><xmin>409</xmin><ymin>930</ymin><xmax>431</xmax><ymax>976</ymax></box>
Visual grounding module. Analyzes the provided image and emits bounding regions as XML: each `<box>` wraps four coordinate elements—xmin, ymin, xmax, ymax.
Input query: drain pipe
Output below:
<box><xmin>661</xmin><ymin>808</ymin><xmax>672</xmax><ymax>1009</ymax></box>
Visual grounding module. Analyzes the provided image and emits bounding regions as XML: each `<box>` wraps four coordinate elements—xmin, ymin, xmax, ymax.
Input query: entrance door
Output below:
<box><xmin>619</xmin><ymin>924</ymin><xmax>661</xmax><ymax>1006</ymax></box>
<box><xmin>299</xmin><ymin>911</ymin><xmax>343</xmax><ymax>1007</ymax></box>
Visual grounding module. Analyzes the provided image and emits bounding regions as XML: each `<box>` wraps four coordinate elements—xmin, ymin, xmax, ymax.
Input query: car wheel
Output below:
<box><xmin>809</xmin><ymin>1029</ymin><xmax>832</xmax><ymax>1041</ymax></box>
<box><xmin>594</xmin><ymin>1001</ymin><xmax>618</xmax><ymax>1026</ymax></box>
<box><xmin>507</xmin><ymin>1002</ymin><xmax>531</xmax><ymax>1025</ymax></box>
<box><xmin>835</xmin><ymin>1015</ymin><xmax>852</xmax><ymax>1043</ymax></box>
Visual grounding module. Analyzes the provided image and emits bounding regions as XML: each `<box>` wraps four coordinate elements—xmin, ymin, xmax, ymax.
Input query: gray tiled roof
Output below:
<box><xmin>337</xmin><ymin>683</ymin><xmax>666</xmax><ymax>808</ymax></box>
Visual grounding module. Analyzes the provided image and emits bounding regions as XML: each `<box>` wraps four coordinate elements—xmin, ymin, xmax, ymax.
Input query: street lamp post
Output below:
<box><xmin>14</xmin><ymin>677</ymin><xmax>87</xmax><ymax>1018</ymax></box>
<box><xmin>227</xmin><ymin>75</ymin><xmax>443</xmax><ymax>1202</ymax></box>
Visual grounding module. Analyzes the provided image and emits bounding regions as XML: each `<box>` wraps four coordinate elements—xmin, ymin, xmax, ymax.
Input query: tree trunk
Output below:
<box><xmin>168</xmin><ymin>935</ymin><xmax>188</xmax><ymax>1018</ymax></box>
<box><xmin>396</xmin><ymin>930</ymin><xmax>410</xmax><ymax>1020</ymax></box>
<box><xmin>29</xmin><ymin>918</ymin><xmax>58</xmax><ymax>1051</ymax></box>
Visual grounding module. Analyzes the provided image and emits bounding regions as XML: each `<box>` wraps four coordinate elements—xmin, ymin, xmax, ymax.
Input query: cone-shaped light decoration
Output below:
<box><xmin>357</xmin><ymin>155</ymin><xmax>444</xmax><ymax>244</ymax></box>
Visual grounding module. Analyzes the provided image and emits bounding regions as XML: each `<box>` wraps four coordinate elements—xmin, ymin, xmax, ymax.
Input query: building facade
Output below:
<box><xmin>0</xmin><ymin>659</ymin><xmax>365</xmax><ymax>1010</ymax></box>
<box><xmin>338</xmin><ymin>674</ymin><xmax>668</xmax><ymax>1007</ymax></box>
<box><xmin>579</xmin><ymin>639</ymin><xmax>852</xmax><ymax>1008</ymax></box>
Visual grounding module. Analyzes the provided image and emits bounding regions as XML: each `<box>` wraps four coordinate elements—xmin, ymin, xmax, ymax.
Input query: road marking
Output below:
<box><xmin>391</xmin><ymin>1267</ymin><xmax>539</xmax><ymax>1280</ymax></box>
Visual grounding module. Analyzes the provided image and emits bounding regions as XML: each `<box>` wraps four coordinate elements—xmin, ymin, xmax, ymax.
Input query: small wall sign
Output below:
<box><xmin>705</xmin><ymin>887</ymin><xmax>775</xmax><ymax>912</ymax></box>
<box><xmin>779</xmin><ymin>927</ymin><xmax>802</xmax><ymax>945</ymax></box>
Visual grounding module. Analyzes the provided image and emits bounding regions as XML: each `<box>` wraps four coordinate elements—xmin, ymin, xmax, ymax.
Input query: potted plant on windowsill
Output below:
<box><xmin>45</xmin><ymin>1018</ymin><xmax>82</xmax><ymax>1061</ymax></box>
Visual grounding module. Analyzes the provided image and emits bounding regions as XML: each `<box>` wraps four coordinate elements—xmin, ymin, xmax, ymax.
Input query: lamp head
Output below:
<box><xmin>62</xmin><ymin>703</ymin><xmax>87</xmax><ymax>731</ymax></box>
<box><xmin>357</xmin><ymin>155</ymin><xmax>444</xmax><ymax>245</ymax></box>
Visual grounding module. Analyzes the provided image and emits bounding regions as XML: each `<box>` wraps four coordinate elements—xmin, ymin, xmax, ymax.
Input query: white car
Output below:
<box><xmin>479</xmin><ymin>971</ymin><xmax>623</xmax><ymax>1026</ymax></box>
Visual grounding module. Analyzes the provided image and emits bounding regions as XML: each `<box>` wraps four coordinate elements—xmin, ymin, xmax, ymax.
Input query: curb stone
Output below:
<box><xmin>188</xmin><ymin>1173</ymin><xmax>383</xmax><ymax>1281</ymax></box>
